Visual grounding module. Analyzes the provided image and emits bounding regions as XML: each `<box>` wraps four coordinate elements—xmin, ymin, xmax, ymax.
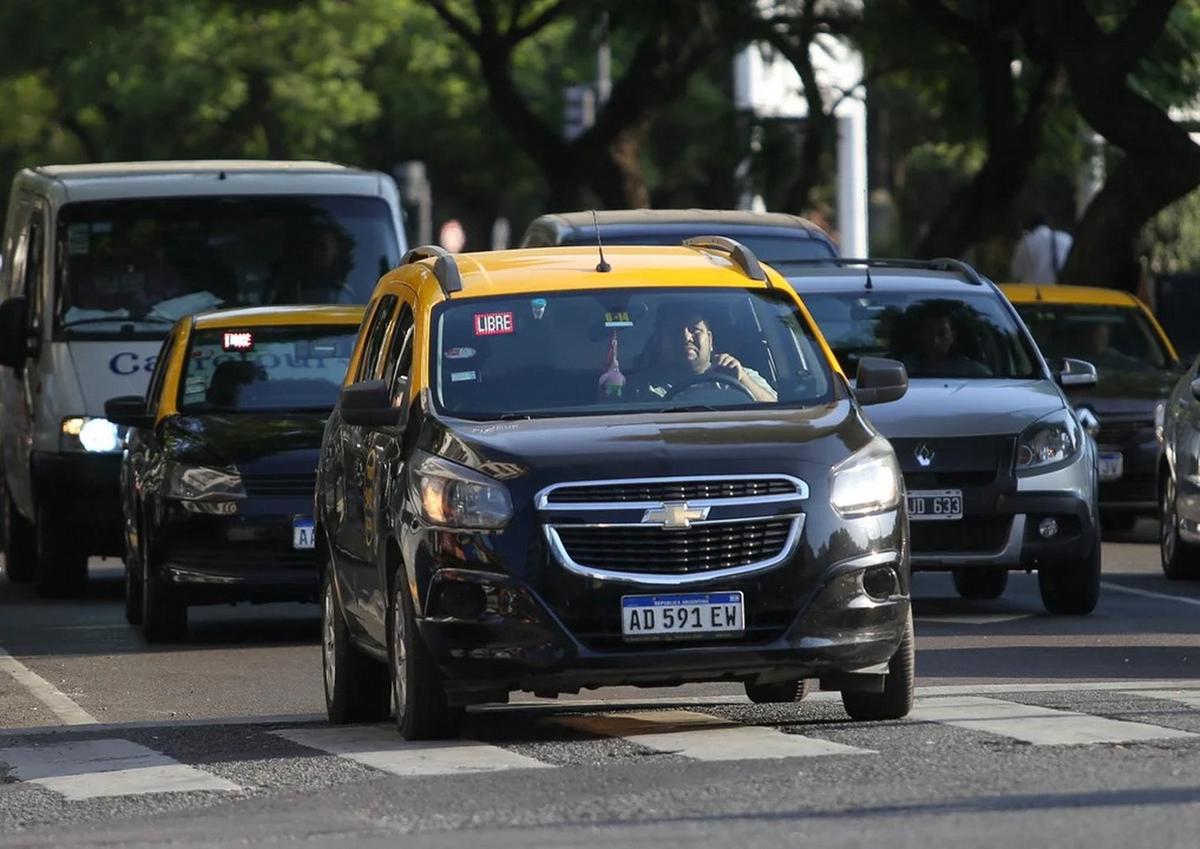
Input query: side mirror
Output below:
<box><xmin>854</xmin><ymin>357</ymin><xmax>908</xmax><ymax>406</ymax></box>
<box><xmin>1190</xmin><ymin>378</ymin><xmax>1200</xmax><ymax>402</ymax></box>
<box><xmin>340</xmin><ymin>379</ymin><xmax>403</xmax><ymax>427</ymax></box>
<box><xmin>104</xmin><ymin>395</ymin><xmax>154</xmax><ymax>429</ymax></box>
<box><xmin>1058</xmin><ymin>357</ymin><xmax>1098</xmax><ymax>388</ymax></box>
<box><xmin>0</xmin><ymin>297</ymin><xmax>30</xmax><ymax>368</ymax></box>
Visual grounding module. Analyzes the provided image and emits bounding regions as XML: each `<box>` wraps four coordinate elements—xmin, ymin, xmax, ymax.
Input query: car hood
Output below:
<box><xmin>862</xmin><ymin>379</ymin><xmax>1064</xmax><ymax>438</ymax></box>
<box><xmin>1065</xmin><ymin>369</ymin><xmax>1179</xmax><ymax>417</ymax></box>
<box><xmin>162</xmin><ymin>413</ymin><xmax>327</xmax><ymax>470</ymax></box>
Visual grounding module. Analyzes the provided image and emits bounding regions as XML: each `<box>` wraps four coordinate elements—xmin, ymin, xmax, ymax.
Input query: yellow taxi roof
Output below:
<box><xmin>1000</xmin><ymin>283</ymin><xmax>1141</xmax><ymax>308</ymax></box>
<box><xmin>191</xmin><ymin>304</ymin><xmax>365</xmax><ymax>329</ymax></box>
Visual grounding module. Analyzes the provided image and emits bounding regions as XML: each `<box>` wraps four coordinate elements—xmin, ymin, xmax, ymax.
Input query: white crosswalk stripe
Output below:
<box><xmin>909</xmin><ymin>696</ymin><xmax>1198</xmax><ymax>745</ymax></box>
<box><xmin>551</xmin><ymin>709</ymin><xmax>874</xmax><ymax>759</ymax></box>
<box><xmin>0</xmin><ymin>738</ymin><xmax>240</xmax><ymax>800</ymax></box>
<box><xmin>272</xmin><ymin>726</ymin><xmax>554</xmax><ymax>776</ymax></box>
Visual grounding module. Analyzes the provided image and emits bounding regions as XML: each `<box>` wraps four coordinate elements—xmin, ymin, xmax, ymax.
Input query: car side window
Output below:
<box><xmin>22</xmin><ymin>213</ymin><xmax>45</xmax><ymax>334</ymax></box>
<box><xmin>356</xmin><ymin>295</ymin><xmax>398</xmax><ymax>382</ymax></box>
<box><xmin>144</xmin><ymin>332</ymin><xmax>177</xmax><ymax>415</ymax></box>
<box><xmin>382</xmin><ymin>303</ymin><xmax>415</xmax><ymax>395</ymax></box>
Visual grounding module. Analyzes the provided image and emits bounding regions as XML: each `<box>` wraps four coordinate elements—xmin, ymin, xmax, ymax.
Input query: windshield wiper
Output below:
<box><xmin>61</xmin><ymin>316</ymin><xmax>174</xmax><ymax>329</ymax></box>
<box><xmin>658</xmin><ymin>404</ymin><xmax>719</xmax><ymax>413</ymax></box>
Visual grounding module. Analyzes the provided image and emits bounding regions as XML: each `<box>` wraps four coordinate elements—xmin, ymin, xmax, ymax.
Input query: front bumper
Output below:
<box><xmin>31</xmin><ymin>451</ymin><xmax>123</xmax><ymax>555</ymax></box>
<box><xmin>1096</xmin><ymin>432</ymin><xmax>1158</xmax><ymax>515</ymax></box>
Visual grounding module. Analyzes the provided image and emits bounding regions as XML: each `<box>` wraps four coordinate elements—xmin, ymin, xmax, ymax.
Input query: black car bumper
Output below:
<box><xmin>154</xmin><ymin>497</ymin><xmax>319</xmax><ymax>605</ymax></box>
<box><xmin>31</xmin><ymin>451</ymin><xmax>123</xmax><ymax>556</ymax></box>
<box><xmin>1096</xmin><ymin>433</ymin><xmax>1158</xmax><ymax>515</ymax></box>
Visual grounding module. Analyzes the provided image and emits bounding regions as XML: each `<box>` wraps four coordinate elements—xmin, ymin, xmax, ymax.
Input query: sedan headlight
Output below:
<box><xmin>1016</xmin><ymin>409</ymin><xmax>1081</xmax><ymax>474</ymax></box>
<box><xmin>409</xmin><ymin>451</ymin><xmax>512</xmax><ymax>530</ymax></box>
<box><xmin>164</xmin><ymin>462</ymin><xmax>246</xmax><ymax>502</ymax></box>
<box><xmin>61</xmin><ymin>417</ymin><xmax>124</xmax><ymax>453</ymax></box>
<box><xmin>830</xmin><ymin>436</ymin><xmax>902</xmax><ymax>517</ymax></box>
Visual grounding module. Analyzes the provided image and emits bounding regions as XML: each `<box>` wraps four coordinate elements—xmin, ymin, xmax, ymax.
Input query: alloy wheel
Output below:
<box><xmin>1163</xmin><ymin>476</ymin><xmax>1177</xmax><ymax>565</ymax></box>
<box><xmin>392</xmin><ymin>588</ymin><xmax>408</xmax><ymax>722</ymax></box>
<box><xmin>322</xmin><ymin>581</ymin><xmax>337</xmax><ymax>698</ymax></box>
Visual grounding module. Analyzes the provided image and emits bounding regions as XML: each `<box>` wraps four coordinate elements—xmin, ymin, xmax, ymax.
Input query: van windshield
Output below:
<box><xmin>430</xmin><ymin>287</ymin><xmax>837</xmax><ymax>420</ymax></box>
<box><xmin>55</xmin><ymin>196</ymin><xmax>399</xmax><ymax>338</ymax></box>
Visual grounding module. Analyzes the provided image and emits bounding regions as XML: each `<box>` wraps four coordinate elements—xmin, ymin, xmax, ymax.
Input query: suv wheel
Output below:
<box><xmin>321</xmin><ymin>570</ymin><xmax>389</xmax><ymax>724</ymax></box>
<box><xmin>391</xmin><ymin>576</ymin><xmax>462</xmax><ymax>740</ymax></box>
<box><xmin>124</xmin><ymin>527</ymin><xmax>144</xmax><ymax>626</ymax></box>
<box><xmin>1037</xmin><ymin>545</ymin><xmax>1101</xmax><ymax>615</ymax></box>
<box><xmin>1</xmin><ymin>481</ymin><xmax>36</xmax><ymax>583</ymax></box>
<box><xmin>952</xmin><ymin>568</ymin><xmax>1008</xmax><ymax>600</ymax></box>
<box><xmin>141</xmin><ymin>541</ymin><xmax>187</xmax><ymax>642</ymax></box>
<box><xmin>745</xmin><ymin>679</ymin><xmax>808</xmax><ymax>704</ymax></box>
<box><xmin>34</xmin><ymin>499</ymin><xmax>88</xmax><ymax>598</ymax></box>
<box><xmin>842</xmin><ymin>609</ymin><xmax>914</xmax><ymax>721</ymax></box>
<box><xmin>1161</xmin><ymin>474</ymin><xmax>1200</xmax><ymax>580</ymax></box>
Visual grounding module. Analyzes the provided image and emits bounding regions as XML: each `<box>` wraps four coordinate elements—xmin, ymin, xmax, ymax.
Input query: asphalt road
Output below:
<box><xmin>1</xmin><ymin>522</ymin><xmax>1199</xmax><ymax>848</ymax></box>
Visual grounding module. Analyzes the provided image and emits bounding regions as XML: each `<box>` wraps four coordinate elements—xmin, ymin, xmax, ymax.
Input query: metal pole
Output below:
<box><xmin>836</xmin><ymin>100</ymin><xmax>868</xmax><ymax>257</ymax></box>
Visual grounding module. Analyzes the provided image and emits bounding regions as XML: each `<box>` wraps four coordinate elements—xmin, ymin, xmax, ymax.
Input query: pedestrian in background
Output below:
<box><xmin>1011</xmin><ymin>212</ymin><xmax>1073</xmax><ymax>284</ymax></box>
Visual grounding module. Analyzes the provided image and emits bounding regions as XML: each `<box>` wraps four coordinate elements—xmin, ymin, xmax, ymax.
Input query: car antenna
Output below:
<box><xmin>864</xmin><ymin>265</ymin><xmax>873</xmax><ymax>290</ymax></box>
<box><xmin>592</xmin><ymin>210</ymin><xmax>611</xmax><ymax>273</ymax></box>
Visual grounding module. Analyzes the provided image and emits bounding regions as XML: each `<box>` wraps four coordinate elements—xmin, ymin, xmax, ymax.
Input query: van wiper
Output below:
<box><xmin>659</xmin><ymin>404</ymin><xmax>719</xmax><ymax>413</ymax></box>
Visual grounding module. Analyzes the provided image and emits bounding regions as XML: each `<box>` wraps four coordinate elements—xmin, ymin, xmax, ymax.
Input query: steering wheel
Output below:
<box><xmin>662</xmin><ymin>371</ymin><xmax>757</xmax><ymax>402</ymax></box>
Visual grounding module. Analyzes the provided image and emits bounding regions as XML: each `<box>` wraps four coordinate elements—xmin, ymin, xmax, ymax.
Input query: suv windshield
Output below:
<box><xmin>56</xmin><ymin>196</ymin><xmax>399</xmax><ymax>338</ymax></box>
<box><xmin>1014</xmin><ymin>303</ymin><xmax>1169</xmax><ymax>373</ymax></box>
<box><xmin>179</xmin><ymin>325</ymin><xmax>357</xmax><ymax>414</ymax></box>
<box><xmin>431</xmin><ymin>287</ymin><xmax>836</xmax><ymax>419</ymax></box>
<box><xmin>801</xmin><ymin>290</ymin><xmax>1038</xmax><ymax>379</ymax></box>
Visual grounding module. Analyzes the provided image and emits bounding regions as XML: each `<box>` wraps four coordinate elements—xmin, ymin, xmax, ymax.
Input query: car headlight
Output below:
<box><xmin>60</xmin><ymin>417</ymin><xmax>124</xmax><ymax>453</ymax></box>
<box><xmin>164</xmin><ymin>462</ymin><xmax>246</xmax><ymax>502</ymax></box>
<box><xmin>1016</xmin><ymin>409</ymin><xmax>1081</xmax><ymax>474</ymax></box>
<box><xmin>409</xmin><ymin>451</ymin><xmax>512</xmax><ymax>530</ymax></box>
<box><xmin>830</xmin><ymin>436</ymin><xmax>902</xmax><ymax>517</ymax></box>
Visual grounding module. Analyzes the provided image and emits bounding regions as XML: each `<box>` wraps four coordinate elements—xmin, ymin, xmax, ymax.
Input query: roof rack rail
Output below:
<box><xmin>682</xmin><ymin>236</ymin><xmax>768</xmax><ymax>285</ymax></box>
<box><xmin>401</xmin><ymin>245</ymin><xmax>463</xmax><ymax>295</ymax></box>
<box><xmin>772</xmin><ymin>257</ymin><xmax>986</xmax><ymax>286</ymax></box>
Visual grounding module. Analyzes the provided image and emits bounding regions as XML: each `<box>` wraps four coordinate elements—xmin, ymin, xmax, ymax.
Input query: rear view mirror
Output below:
<box><xmin>340</xmin><ymin>380</ymin><xmax>404</xmax><ymax>427</ymax></box>
<box><xmin>854</xmin><ymin>357</ymin><xmax>908</xmax><ymax>406</ymax></box>
<box><xmin>0</xmin><ymin>297</ymin><xmax>30</xmax><ymax>368</ymax></box>
<box><xmin>104</xmin><ymin>395</ymin><xmax>154</xmax><ymax>429</ymax></box>
<box><xmin>1058</xmin><ymin>357</ymin><xmax>1098</xmax><ymax>388</ymax></box>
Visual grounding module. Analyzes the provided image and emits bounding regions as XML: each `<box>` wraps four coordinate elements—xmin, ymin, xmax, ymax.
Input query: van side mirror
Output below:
<box><xmin>104</xmin><ymin>395</ymin><xmax>154</xmax><ymax>429</ymax></box>
<box><xmin>854</xmin><ymin>357</ymin><xmax>908</xmax><ymax>406</ymax></box>
<box><xmin>0</xmin><ymin>297</ymin><xmax>30</xmax><ymax>368</ymax></box>
<box><xmin>340</xmin><ymin>379</ymin><xmax>404</xmax><ymax>427</ymax></box>
<box><xmin>1058</xmin><ymin>357</ymin><xmax>1098</xmax><ymax>388</ymax></box>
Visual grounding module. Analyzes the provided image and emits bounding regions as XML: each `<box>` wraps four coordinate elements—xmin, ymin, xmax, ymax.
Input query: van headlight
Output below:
<box><xmin>1016</xmin><ymin>409</ymin><xmax>1081</xmax><ymax>474</ymax></box>
<box><xmin>409</xmin><ymin>451</ymin><xmax>512</xmax><ymax>530</ymax></box>
<box><xmin>60</xmin><ymin>417</ymin><xmax>123</xmax><ymax>453</ymax></box>
<box><xmin>164</xmin><ymin>463</ymin><xmax>246</xmax><ymax>502</ymax></box>
<box><xmin>830</xmin><ymin>436</ymin><xmax>902</xmax><ymax>517</ymax></box>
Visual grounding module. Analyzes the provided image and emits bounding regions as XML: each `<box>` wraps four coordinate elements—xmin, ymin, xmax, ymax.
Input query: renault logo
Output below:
<box><xmin>914</xmin><ymin>443</ymin><xmax>935</xmax><ymax>467</ymax></box>
<box><xmin>642</xmin><ymin>501</ymin><xmax>710</xmax><ymax>529</ymax></box>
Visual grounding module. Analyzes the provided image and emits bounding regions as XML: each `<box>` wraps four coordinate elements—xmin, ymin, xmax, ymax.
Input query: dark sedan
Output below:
<box><xmin>105</xmin><ymin>305</ymin><xmax>364</xmax><ymax>641</ymax></box>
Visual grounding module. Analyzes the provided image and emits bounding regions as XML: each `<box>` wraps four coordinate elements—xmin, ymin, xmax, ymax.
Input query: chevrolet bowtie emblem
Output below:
<box><xmin>642</xmin><ymin>501</ymin><xmax>710</xmax><ymax>529</ymax></box>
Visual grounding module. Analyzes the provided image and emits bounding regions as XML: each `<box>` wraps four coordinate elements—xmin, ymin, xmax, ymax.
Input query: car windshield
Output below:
<box><xmin>1014</xmin><ymin>303</ymin><xmax>1169</xmax><ymax>373</ymax></box>
<box><xmin>800</xmin><ymin>290</ymin><xmax>1039</xmax><ymax>379</ymax></box>
<box><xmin>179</xmin><ymin>325</ymin><xmax>357</xmax><ymax>414</ymax></box>
<box><xmin>568</xmin><ymin>233</ymin><xmax>836</xmax><ymax>262</ymax></box>
<box><xmin>55</xmin><ymin>196</ymin><xmax>399</xmax><ymax>338</ymax></box>
<box><xmin>430</xmin><ymin>287</ymin><xmax>837</xmax><ymax>420</ymax></box>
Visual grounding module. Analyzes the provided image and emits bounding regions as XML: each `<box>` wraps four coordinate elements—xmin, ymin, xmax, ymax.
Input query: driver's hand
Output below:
<box><xmin>712</xmin><ymin>353</ymin><xmax>746</xmax><ymax>382</ymax></box>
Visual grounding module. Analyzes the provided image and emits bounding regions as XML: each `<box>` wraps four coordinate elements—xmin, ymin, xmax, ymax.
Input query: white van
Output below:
<box><xmin>0</xmin><ymin>160</ymin><xmax>407</xmax><ymax>596</ymax></box>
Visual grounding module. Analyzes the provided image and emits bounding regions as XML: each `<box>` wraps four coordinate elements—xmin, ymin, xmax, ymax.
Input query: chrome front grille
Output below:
<box><xmin>543</xmin><ymin>479</ymin><xmax>797</xmax><ymax>504</ymax></box>
<box><xmin>554</xmin><ymin>519</ymin><xmax>793</xmax><ymax>574</ymax></box>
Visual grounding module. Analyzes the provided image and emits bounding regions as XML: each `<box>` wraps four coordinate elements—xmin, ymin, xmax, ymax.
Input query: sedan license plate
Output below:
<box><xmin>292</xmin><ymin>517</ymin><xmax>315</xmax><ymax>550</ymax></box>
<box><xmin>907</xmin><ymin>489</ymin><xmax>963</xmax><ymax>521</ymax></box>
<box><xmin>621</xmin><ymin>592</ymin><xmax>744</xmax><ymax>640</ymax></box>
<box><xmin>1098</xmin><ymin>451</ymin><xmax>1123</xmax><ymax>482</ymax></box>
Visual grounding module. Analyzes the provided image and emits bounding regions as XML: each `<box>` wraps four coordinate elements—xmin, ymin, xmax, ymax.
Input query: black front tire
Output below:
<box><xmin>1161</xmin><ymin>473</ymin><xmax>1200</xmax><ymax>580</ymax></box>
<box><xmin>124</xmin><ymin>540</ymin><xmax>144</xmax><ymax>626</ymax></box>
<box><xmin>141</xmin><ymin>543</ymin><xmax>187</xmax><ymax>642</ymax></box>
<box><xmin>842</xmin><ymin>609</ymin><xmax>915</xmax><ymax>721</ymax></box>
<box><xmin>1038</xmin><ymin>544</ymin><xmax>1101</xmax><ymax>615</ymax></box>
<box><xmin>322</xmin><ymin>570</ymin><xmax>389</xmax><ymax>724</ymax></box>
<box><xmin>391</xmin><ymin>575</ymin><xmax>463</xmax><ymax>740</ymax></box>
<box><xmin>1</xmin><ymin>484</ymin><xmax>36</xmax><ymax>583</ymax></box>
<box><xmin>951</xmin><ymin>568</ymin><xmax>1008</xmax><ymax>600</ymax></box>
<box><xmin>34</xmin><ymin>500</ymin><xmax>88</xmax><ymax>598</ymax></box>
<box><xmin>745</xmin><ymin>679</ymin><xmax>809</xmax><ymax>704</ymax></box>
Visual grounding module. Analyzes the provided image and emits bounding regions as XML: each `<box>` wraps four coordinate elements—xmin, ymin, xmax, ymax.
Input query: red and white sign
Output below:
<box><xmin>222</xmin><ymin>331</ymin><xmax>254</xmax><ymax>351</ymax></box>
<box><xmin>474</xmin><ymin>311</ymin><xmax>515</xmax><ymax>336</ymax></box>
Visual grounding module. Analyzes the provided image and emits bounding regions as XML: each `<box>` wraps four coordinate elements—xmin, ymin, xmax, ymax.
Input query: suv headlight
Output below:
<box><xmin>164</xmin><ymin>463</ymin><xmax>246</xmax><ymax>501</ymax></box>
<box><xmin>61</xmin><ymin>417</ymin><xmax>124</xmax><ymax>453</ymax></box>
<box><xmin>1016</xmin><ymin>409</ymin><xmax>1081</xmax><ymax>474</ymax></box>
<box><xmin>409</xmin><ymin>451</ymin><xmax>513</xmax><ymax>530</ymax></box>
<box><xmin>830</xmin><ymin>436</ymin><xmax>902</xmax><ymax>517</ymax></box>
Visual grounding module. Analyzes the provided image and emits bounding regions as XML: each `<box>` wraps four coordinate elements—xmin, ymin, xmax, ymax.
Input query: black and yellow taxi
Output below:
<box><xmin>1003</xmin><ymin>284</ymin><xmax>1181</xmax><ymax>530</ymax></box>
<box><xmin>104</xmin><ymin>305</ymin><xmax>364</xmax><ymax>641</ymax></box>
<box><xmin>315</xmin><ymin>239</ymin><xmax>915</xmax><ymax>740</ymax></box>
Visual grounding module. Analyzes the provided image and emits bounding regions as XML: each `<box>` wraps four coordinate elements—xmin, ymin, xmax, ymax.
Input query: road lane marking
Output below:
<box><xmin>273</xmin><ymin>726</ymin><xmax>553</xmax><ymax>776</ymax></box>
<box><xmin>552</xmin><ymin>709</ymin><xmax>872</xmax><ymax>759</ymax></box>
<box><xmin>0</xmin><ymin>738</ymin><xmax>240</xmax><ymax>799</ymax></box>
<box><xmin>1123</xmin><ymin>690</ymin><xmax>1200</xmax><ymax>710</ymax></box>
<box><xmin>0</xmin><ymin>649</ymin><xmax>95</xmax><ymax>726</ymax></box>
<box><xmin>1101</xmin><ymin>581</ymin><xmax>1200</xmax><ymax>608</ymax></box>
<box><xmin>909</xmin><ymin>696</ymin><xmax>1197</xmax><ymax>745</ymax></box>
